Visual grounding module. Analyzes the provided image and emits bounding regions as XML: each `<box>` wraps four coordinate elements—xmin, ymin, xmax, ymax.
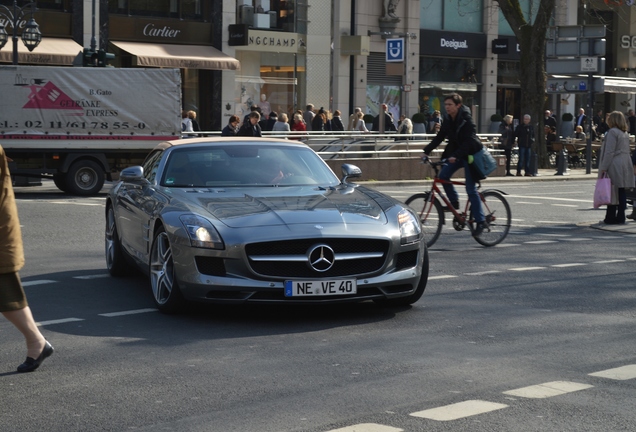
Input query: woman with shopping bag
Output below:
<box><xmin>597</xmin><ymin>111</ymin><xmax>635</xmax><ymax>224</ymax></box>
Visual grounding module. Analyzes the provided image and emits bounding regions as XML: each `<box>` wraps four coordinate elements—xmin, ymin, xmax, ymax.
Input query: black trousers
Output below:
<box><xmin>604</xmin><ymin>188</ymin><xmax>627</xmax><ymax>224</ymax></box>
<box><xmin>503</xmin><ymin>147</ymin><xmax>512</xmax><ymax>174</ymax></box>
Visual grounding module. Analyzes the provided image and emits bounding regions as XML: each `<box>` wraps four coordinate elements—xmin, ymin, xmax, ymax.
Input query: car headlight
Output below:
<box><xmin>398</xmin><ymin>209</ymin><xmax>422</xmax><ymax>245</ymax></box>
<box><xmin>179</xmin><ymin>214</ymin><xmax>225</xmax><ymax>249</ymax></box>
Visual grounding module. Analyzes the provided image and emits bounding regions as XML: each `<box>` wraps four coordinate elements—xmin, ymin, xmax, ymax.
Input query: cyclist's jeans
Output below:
<box><xmin>517</xmin><ymin>147</ymin><xmax>531</xmax><ymax>173</ymax></box>
<box><xmin>439</xmin><ymin>158</ymin><xmax>484</xmax><ymax>223</ymax></box>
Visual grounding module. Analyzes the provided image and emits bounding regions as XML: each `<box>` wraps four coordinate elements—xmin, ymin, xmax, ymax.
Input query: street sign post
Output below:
<box><xmin>386</xmin><ymin>38</ymin><xmax>404</xmax><ymax>63</ymax></box>
<box><xmin>545</xmin><ymin>57</ymin><xmax>605</xmax><ymax>75</ymax></box>
<box><xmin>546</xmin><ymin>25</ymin><xmax>606</xmax><ymax>174</ymax></box>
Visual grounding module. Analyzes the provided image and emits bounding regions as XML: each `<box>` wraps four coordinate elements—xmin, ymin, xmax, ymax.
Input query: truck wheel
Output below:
<box><xmin>66</xmin><ymin>160</ymin><xmax>105</xmax><ymax>196</ymax></box>
<box><xmin>53</xmin><ymin>174</ymin><xmax>68</xmax><ymax>193</ymax></box>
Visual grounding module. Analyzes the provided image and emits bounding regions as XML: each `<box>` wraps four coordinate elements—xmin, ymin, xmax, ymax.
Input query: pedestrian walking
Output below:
<box><xmin>598</xmin><ymin>111</ymin><xmax>635</xmax><ymax>224</ymax></box>
<box><xmin>514</xmin><ymin>114</ymin><xmax>535</xmax><ymax>176</ymax></box>
<box><xmin>290</xmin><ymin>113</ymin><xmax>307</xmax><ymax>140</ymax></box>
<box><xmin>237</xmin><ymin>111</ymin><xmax>263</xmax><ymax>137</ymax></box>
<box><xmin>1</xmin><ymin>144</ymin><xmax>54</xmax><ymax>373</ymax></box>
<box><xmin>272</xmin><ymin>113</ymin><xmax>291</xmax><ymax>135</ymax></box>
<box><xmin>303</xmin><ymin>104</ymin><xmax>315</xmax><ymax>131</ymax></box>
<box><xmin>221</xmin><ymin>115</ymin><xmax>240</xmax><ymax>136</ymax></box>
<box><xmin>330</xmin><ymin>110</ymin><xmax>345</xmax><ymax>132</ymax></box>
<box><xmin>499</xmin><ymin>114</ymin><xmax>514</xmax><ymax>176</ymax></box>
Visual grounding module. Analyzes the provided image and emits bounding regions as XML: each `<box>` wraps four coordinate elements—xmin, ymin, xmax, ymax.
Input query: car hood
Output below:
<box><xmin>169</xmin><ymin>186</ymin><xmax>394</xmax><ymax>228</ymax></box>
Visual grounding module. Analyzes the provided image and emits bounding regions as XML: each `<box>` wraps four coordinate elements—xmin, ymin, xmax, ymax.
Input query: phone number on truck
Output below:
<box><xmin>0</xmin><ymin>121</ymin><xmax>147</xmax><ymax>130</ymax></box>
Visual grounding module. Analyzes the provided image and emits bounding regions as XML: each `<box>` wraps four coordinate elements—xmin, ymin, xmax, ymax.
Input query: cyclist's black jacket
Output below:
<box><xmin>423</xmin><ymin>105</ymin><xmax>482</xmax><ymax>160</ymax></box>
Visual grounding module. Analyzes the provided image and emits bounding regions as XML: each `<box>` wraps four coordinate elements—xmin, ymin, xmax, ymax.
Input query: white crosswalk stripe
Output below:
<box><xmin>410</xmin><ymin>400</ymin><xmax>508</xmax><ymax>421</ymax></box>
<box><xmin>502</xmin><ymin>381</ymin><xmax>593</xmax><ymax>399</ymax></box>
<box><xmin>589</xmin><ymin>365</ymin><xmax>636</xmax><ymax>381</ymax></box>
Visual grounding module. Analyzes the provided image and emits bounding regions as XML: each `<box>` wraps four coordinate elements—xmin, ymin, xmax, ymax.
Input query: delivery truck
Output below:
<box><xmin>0</xmin><ymin>65</ymin><xmax>182</xmax><ymax>195</ymax></box>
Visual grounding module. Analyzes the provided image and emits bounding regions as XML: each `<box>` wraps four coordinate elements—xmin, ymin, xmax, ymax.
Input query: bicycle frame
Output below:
<box><xmin>406</xmin><ymin>158</ymin><xmax>512</xmax><ymax>247</ymax></box>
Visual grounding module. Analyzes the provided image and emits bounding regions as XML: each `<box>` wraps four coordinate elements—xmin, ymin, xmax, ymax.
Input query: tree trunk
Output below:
<box><xmin>496</xmin><ymin>0</ymin><xmax>556</xmax><ymax>168</ymax></box>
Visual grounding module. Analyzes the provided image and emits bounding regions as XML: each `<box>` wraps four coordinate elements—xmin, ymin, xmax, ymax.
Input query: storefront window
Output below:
<box><xmin>182</xmin><ymin>69</ymin><xmax>199</xmax><ymax>119</ymax></box>
<box><xmin>236</xmin><ymin>0</ymin><xmax>306</xmax><ymax>33</ymax></box>
<box><xmin>234</xmin><ymin>50</ymin><xmax>305</xmax><ymax>120</ymax></box>
<box><xmin>366</xmin><ymin>85</ymin><xmax>401</xmax><ymax>122</ymax></box>
<box><xmin>32</xmin><ymin>0</ymin><xmax>67</xmax><ymax>11</ymax></box>
<box><xmin>419</xmin><ymin>57</ymin><xmax>481</xmax><ymax>83</ymax></box>
<box><xmin>108</xmin><ymin>0</ymin><xmax>202</xmax><ymax>19</ymax></box>
<box><xmin>420</xmin><ymin>0</ymin><xmax>482</xmax><ymax>33</ymax></box>
<box><xmin>417</xmin><ymin>58</ymin><xmax>481</xmax><ymax>125</ymax></box>
<box><xmin>497</xmin><ymin>60</ymin><xmax>520</xmax><ymax>85</ymax></box>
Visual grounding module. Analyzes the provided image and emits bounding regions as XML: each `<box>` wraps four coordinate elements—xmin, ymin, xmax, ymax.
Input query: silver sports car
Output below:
<box><xmin>105</xmin><ymin>138</ymin><xmax>428</xmax><ymax>313</ymax></box>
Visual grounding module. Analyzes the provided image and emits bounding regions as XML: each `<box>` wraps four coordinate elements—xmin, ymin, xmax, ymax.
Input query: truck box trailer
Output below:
<box><xmin>0</xmin><ymin>65</ymin><xmax>182</xmax><ymax>195</ymax></box>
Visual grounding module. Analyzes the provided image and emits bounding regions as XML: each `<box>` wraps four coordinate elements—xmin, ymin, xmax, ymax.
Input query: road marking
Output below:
<box><xmin>36</xmin><ymin>318</ymin><xmax>84</xmax><ymax>326</ymax></box>
<box><xmin>506</xmin><ymin>194</ymin><xmax>591</xmax><ymax>203</ymax></box>
<box><xmin>552</xmin><ymin>204</ymin><xmax>580</xmax><ymax>208</ymax></box>
<box><xmin>22</xmin><ymin>280</ymin><xmax>57</xmax><ymax>287</ymax></box>
<box><xmin>494</xmin><ymin>243</ymin><xmax>520</xmax><ymax>247</ymax></box>
<box><xmin>46</xmin><ymin>201</ymin><xmax>103</xmax><ymax>206</ymax></box>
<box><xmin>325</xmin><ymin>424</ymin><xmax>403</xmax><ymax>432</ymax></box>
<box><xmin>589</xmin><ymin>365</ymin><xmax>636</xmax><ymax>380</ymax></box>
<box><xmin>74</xmin><ymin>274</ymin><xmax>110</xmax><ymax>280</ymax></box>
<box><xmin>524</xmin><ymin>240</ymin><xmax>558</xmax><ymax>244</ymax></box>
<box><xmin>551</xmin><ymin>263</ymin><xmax>586</xmax><ymax>268</ymax></box>
<box><xmin>592</xmin><ymin>260</ymin><xmax>626</xmax><ymax>264</ymax></box>
<box><xmin>509</xmin><ymin>267</ymin><xmax>546</xmax><ymax>271</ymax></box>
<box><xmin>560</xmin><ymin>238</ymin><xmax>590</xmax><ymax>241</ymax></box>
<box><xmin>537</xmin><ymin>233</ymin><xmax>570</xmax><ymax>237</ymax></box>
<box><xmin>515</xmin><ymin>201</ymin><xmax>542</xmax><ymax>205</ymax></box>
<box><xmin>99</xmin><ymin>308</ymin><xmax>157</xmax><ymax>317</ymax></box>
<box><xmin>410</xmin><ymin>400</ymin><xmax>508</xmax><ymax>421</ymax></box>
<box><xmin>465</xmin><ymin>270</ymin><xmax>502</xmax><ymax>276</ymax></box>
<box><xmin>502</xmin><ymin>381</ymin><xmax>593</xmax><ymax>399</ymax></box>
<box><xmin>428</xmin><ymin>275</ymin><xmax>458</xmax><ymax>280</ymax></box>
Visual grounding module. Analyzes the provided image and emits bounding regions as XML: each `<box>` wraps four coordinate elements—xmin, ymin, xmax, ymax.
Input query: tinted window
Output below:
<box><xmin>142</xmin><ymin>150</ymin><xmax>164</xmax><ymax>183</ymax></box>
<box><xmin>161</xmin><ymin>145</ymin><xmax>339</xmax><ymax>187</ymax></box>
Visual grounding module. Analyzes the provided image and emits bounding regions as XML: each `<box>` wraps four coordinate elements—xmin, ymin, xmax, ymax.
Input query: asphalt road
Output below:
<box><xmin>1</xmin><ymin>179</ymin><xmax>635</xmax><ymax>432</ymax></box>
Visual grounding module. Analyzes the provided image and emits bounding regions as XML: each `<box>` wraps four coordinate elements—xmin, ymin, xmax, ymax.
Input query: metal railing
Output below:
<box><xmin>181</xmin><ymin>131</ymin><xmax>504</xmax><ymax>159</ymax></box>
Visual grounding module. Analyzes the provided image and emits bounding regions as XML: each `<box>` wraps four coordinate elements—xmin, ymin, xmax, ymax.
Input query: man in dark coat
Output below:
<box><xmin>514</xmin><ymin>114</ymin><xmax>535</xmax><ymax>176</ymax></box>
<box><xmin>372</xmin><ymin>104</ymin><xmax>397</xmax><ymax>133</ymax></box>
<box><xmin>262</xmin><ymin>112</ymin><xmax>278</xmax><ymax>132</ymax></box>
<box><xmin>237</xmin><ymin>111</ymin><xmax>263</xmax><ymax>137</ymax></box>
<box><xmin>421</xmin><ymin>93</ymin><xmax>486</xmax><ymax>236</ymax></box>
<box><xmin>544</xmin><ymin>110</ymin><xmax>557</xmax><ymax>128</ymax></box>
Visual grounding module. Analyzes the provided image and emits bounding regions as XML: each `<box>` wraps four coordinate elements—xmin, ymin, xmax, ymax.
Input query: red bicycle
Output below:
<box><xmin>405</xmin><ymin>159</ymin><xmax>511</xmax><ymax>247</ymax></box>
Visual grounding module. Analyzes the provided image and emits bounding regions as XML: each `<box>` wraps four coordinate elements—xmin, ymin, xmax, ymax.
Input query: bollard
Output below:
<box><xmin>555</xmin><ymin>149</ymin><xmax>569</xmax><ymax>176</ymax></box>
<box><xmin>529</xmin><ymin>152</ymin><xmax>539</xmax><ymax>176</ymax></box>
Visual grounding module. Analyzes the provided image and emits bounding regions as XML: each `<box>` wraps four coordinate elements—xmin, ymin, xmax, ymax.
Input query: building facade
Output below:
<box><xmin>2</xmin><ymin>0</ymin><xmax>636</xmax><ymax>132</ymax></box>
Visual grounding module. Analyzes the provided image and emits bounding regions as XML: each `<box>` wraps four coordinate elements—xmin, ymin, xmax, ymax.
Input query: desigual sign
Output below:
<box><xmin>234</xmin><ymin>30</ymin><xmax>304</xmax><ymax>53</ymax></box>
<box><xmin>420</xmin><ymin>29</ymin><xmax>486</xmax><ymax>58</ymax></box>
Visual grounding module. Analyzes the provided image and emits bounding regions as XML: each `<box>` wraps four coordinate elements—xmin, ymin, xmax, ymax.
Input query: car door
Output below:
<box><xmin>116</xmin><ymin>150</ymin><xmax>164</xmax><ymax>262</ymax></box>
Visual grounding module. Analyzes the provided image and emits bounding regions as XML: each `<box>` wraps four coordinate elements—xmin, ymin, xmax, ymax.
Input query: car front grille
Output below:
<box><xmin>246</xmin><ymin>238</ymin><xmax>390</xmax><ymax>278</ymax></box>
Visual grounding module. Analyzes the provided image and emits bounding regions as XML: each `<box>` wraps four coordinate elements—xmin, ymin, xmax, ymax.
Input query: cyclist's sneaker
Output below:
<box><xmin>473</xmin><ymin>221</ymin><xmax>488</xmax><ymax>237</ymax></box>
<box><xmin>444</xmin><ymin>201</ymin><xmax>460</xmax><ymax>212</ymax></box>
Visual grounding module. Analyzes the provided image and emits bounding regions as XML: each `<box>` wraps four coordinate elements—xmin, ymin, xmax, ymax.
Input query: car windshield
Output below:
<box><xmin>161</xmin><ymin>144</ymin><xmax>341</xmax><ymax>188</ymax></box>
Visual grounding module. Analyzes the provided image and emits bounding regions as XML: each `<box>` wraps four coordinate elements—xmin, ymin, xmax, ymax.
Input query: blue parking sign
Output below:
<box><xmin>386</xmin><ymin>38</ymin><xmax>404</xmax><ymax>63</ymax></box>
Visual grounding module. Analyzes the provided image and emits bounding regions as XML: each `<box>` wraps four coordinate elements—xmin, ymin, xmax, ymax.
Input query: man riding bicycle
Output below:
<box><xmin>421</xmin><ymin>93</ymin><xmax>486</xmax><ymax>236</ymax></box>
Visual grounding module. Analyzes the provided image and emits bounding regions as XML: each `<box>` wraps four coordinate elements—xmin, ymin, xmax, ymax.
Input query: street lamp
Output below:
<box><xmin>0</xmin><ymin>1</ymin><xmax>42</xmax><ymax>65</ymax></box>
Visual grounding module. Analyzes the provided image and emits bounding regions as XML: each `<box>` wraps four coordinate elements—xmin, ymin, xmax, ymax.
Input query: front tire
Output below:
<box><xmin>470</xmin><ymin>191</ymin><xmax>511</xmax><ymax>247</ymax></box>
<box><xmin>150</xmin><ymin>226</ymin><xmax>185</xmax><ymax>314</ymax></box>
<box><xmin>105</xmin><ymin>205</ymin><xmax>134</xmax><ymax>277</ymax></box>
<box><xmin>405</xmin><ymin>193</ymin><xmax>444</xmax><ymax>248</ymax></box>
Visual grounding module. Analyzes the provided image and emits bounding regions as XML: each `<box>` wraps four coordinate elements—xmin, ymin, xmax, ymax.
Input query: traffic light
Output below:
<box><xmin>83</xmin><ymin>48</ymin><xmax>98</xmax><ymax>67</ymax></box>
<box><xmin>97</xmin><ymin>49</ymin><xmax>115</xmax><ymax>67</ymax></box>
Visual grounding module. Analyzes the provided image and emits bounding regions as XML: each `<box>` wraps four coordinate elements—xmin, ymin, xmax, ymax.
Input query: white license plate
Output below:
<box><xmin>284</xmin><ymin>279</ymin><xmax>357</xmax><ymax>297</ymax></box>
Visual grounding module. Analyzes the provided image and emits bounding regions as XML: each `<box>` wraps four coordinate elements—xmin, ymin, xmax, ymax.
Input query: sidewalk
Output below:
<box><xmin>361</xmin><ymin>167</ymin><xmax>636</xmax><ymax>235</ymax></box>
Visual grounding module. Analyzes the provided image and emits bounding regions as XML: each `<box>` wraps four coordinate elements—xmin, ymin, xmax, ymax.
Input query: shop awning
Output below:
<box><xmin>0</xmin><ymin>37</ymin><xmax>83</xmax><ymax>66</ymax></box>
<box><xmin>111</xmin><ymin>41</ymin><xmax>240</xmax><ymax>70</ymax></box>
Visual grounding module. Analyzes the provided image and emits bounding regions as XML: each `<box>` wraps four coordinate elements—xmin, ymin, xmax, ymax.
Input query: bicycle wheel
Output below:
<box><xmin>405</xmin><ymin>193</ymin><xmax>444</xmax><ymax>248</ymax></box>
<box><xmin>469</xmin><ymin>190</ymin><xmax>511</xmax><ymax>247</ymax></box>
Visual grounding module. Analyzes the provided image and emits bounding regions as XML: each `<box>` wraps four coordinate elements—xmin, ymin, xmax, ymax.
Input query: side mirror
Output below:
<box><xmin>120</xmin><ymin>166</ymin><xmax>145</xmax><ymax>182</ymax></box>
<box><xmin>341</xmin><ymin>164</ymin><xmax>362</xmax><ymax>184</ymax></box>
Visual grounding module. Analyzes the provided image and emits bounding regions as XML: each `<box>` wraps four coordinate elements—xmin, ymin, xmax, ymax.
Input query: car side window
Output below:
<box><xmin>142</xmin><ymin>150</ymin><xmax>163</xmax><ymax>183</ymax></box>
